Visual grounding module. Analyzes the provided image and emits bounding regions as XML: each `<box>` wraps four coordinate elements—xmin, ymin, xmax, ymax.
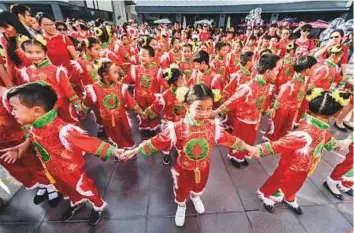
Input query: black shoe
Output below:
<box><xmin>242</xmin><ymin>159</ymin><xmax>249</xmax><ymax>166</ymax></box>
<box><xmin>62</xmin><ymin>202</ymin><xmax>85</xmax><ymax>222</ymax></box>
<box><xmin>284</xmin><ymin>201</ymin><xmax>303</xmax><ymax>215</ymax></box>
<box><xmin>344</xmin><ymin>122</ymin><xmax>353</xmax><ymax>131</ymax></box>
<box><xmin>263</xmin><ymin>203</ymin><xmax>275</xmax><ymax>213</ymax></box>
<box><xmin>344</xmin><ymin>188</ymin><xmax>353</xmax><ymax>196</ymax></box>
<box><xmin>323</xmin><ymin>181</ymin><xmax>344</xmax><ymax>200</ymax></box>
<box><xmin>48</xmin><ymin>193</ymin><xmax>61</xmax><ymax>208</ymax></box>
<box><xmin>230</xmin><ymin>159</ymin><xmax>241</xmax><ymax>168</ymax></box>
<box><xmin>97</xmin><ymin>128</ymin><xmax>107</xmax><ymax>139</ymax></box>
<box><xmin>33</xmin><ymin>189</ymin><xmax>47</xmax><ymax>205</ymax></box>
<box><xmin>334</xmin><ymin>122</ymin><xmax>348</xmax><ymax>132</ymax></box>
<box><xmin>163</xmin><ymin>154</ymin><xmax>171</xmax><ymax>165</ymax></box>
<box><xmin>88</xmin><ymin>209</ymin><xmax>102</xmax><ymax>226</ymax></box>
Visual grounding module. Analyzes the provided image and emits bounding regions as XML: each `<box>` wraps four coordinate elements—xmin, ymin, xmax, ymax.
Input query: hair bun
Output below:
<box><xmin>306</xmin><ymin>88</ymin><xmax>324</xmax><ymax>101</ymax></box>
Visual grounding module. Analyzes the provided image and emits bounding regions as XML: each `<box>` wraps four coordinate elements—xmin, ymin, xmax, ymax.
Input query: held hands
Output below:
<box><xmin>244</xmin><ymin>144</ymin><xmax>261</xmax><ymax>158</ymax></box>
<box><xmin>114</xmin><ymin>146</ymin><xmax>141</xmax><ymax>162</ymax></box>
<box><xmin>0</xmin><ymin>142</ymin><xmax>28</xmax><ymax>163</ymax></box>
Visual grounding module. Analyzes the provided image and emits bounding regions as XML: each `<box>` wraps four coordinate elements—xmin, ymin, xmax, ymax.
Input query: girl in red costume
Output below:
<box><xmin>257</xmin><ymin>88</ymin><xmax>351</xmax><ymax>215</ymax></box>
<box><xmin>19</xmin><ymin>36</ymin><xmax>85</xmax><ymax>123</ymax></box>
<box><xmin>160</xmin><ymin>37</ymin><xmax>182</xmax><ymax>69</ymax></box>
<box><xmin>210</xmin><ymin>42</ymin><xmax>228</xmax><ymax>88</ymax></box>
<box><xmin>122</xmin><ymin>84</ymin><xmax>260</xmax><ymax>227</ymax></box>
<box><xmin>85</xmin><ymin>58</ymin><xmax>145</xmax><ymax>149</ymax></box>
<box><xmin>265</xmin><ymin>56</ymin><xmax>317</xmax><ymax>141</ymax></box>
<box><xmin>226</xmin><ymin>40</ymin><xmax>243</xmax><ymax>76</ymax></box>
<box><xmin>179</xmin><ymin>44</ymin><xmax>194</xmax><ymax>81</ymax></box>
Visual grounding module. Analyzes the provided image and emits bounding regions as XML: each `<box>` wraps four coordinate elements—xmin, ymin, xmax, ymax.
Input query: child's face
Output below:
<box><xmin>139</xmin><ymin>48</ymin><xmax>152</xmax><ymax>66</ymax></box>
<box><xmin>265</xmin><ymin>60</ymin><xmax>282</xmax><ymax>84</ymax></box>
<box><xmin>270</xmin><ymin>38</ymin><xmax>278</xmax><ymax>48</ymax></box>
<box><xmin>107</xmin><ymin>64</ymin><xmax>120</xmax><ymax>82</ymax></box>
<box><xmin>0</xmin><ymin>24</ymin><xmax>17</xmax><ymax>37</ymax></box>
<box><xmin>9</xmin><ymin>96</ymin><xmax>39</xmax><ymax>125</ymax></box>
<box><xmin>24</xmin><ymin>44</ymin><xmax>46</xmax><ymax>65</ymax></box>
<box><xmin>188</xmin><ymin>98</ymin><xmax>213</xmax><ymax>123</ymax></box>
<box><xmin>173</xmin><ymin>39</ymin><xmax>181</xmax><ymax>50</ymax></box>
<box><xmin>218</xmin><ymin>46</ymin><xmax>228</xmax><ymax>57</ymax></box>
<box><xmin>122</xmin><ymin>36</ymin><xmax>129</xmax><ymax>45</ymax></box>
<box><xmin>200</xmin><ymin>45</ymin><xmax>208</xmax><ymax>52</ymax></box>
<box><xmin>149</xmin><ymin>39</ymin><xmax>158</xmax><ymax>50</ymax></box>
<box><xmin>182</xmin><ymin>47</ymin><xmax>192</xmax><ymax>58</ymax></box>
<box><xmin>87</xmin><ymin>44</ymin><xmax>101</xmax><ymax>60</ymax></box>
<box><xmin>176</xmin><ymin>76</ymin><xmax>185</xmax><ymax>87</ymax></box>
<box><xmin>262</xmin><ymin>39</ymin><xmax>270</xmax><ymax>47</ymax></box>
<box><xmin>233</xmin><ymin>43</ymin><xmax>242</xmax><ymax>52</ymax></box>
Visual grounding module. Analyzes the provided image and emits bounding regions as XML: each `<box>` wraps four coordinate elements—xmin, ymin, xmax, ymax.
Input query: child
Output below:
<box><xmin>265</xmin><ymin>56</ymin><xmax>317</xmax><ymax>141</ymax></box>
<box><xmin>115</xmin><ymin>33</ymin><xmax>133</xmax><ymax>75</ymax></box>
<box><xmin>226</xmin><ymin>40</ymin><xmax>243</xmax><ymax>76</ymax></box>
<box><xmin>85</xmin><ymin>58</ymin><xmax>146</xmax><ymax>149</ymax></box>
<box><xmin>6</xmin><ymin>82</ymin><xmax>123</xmax><ymax>225</ymax></box>
<box><xmin>19</xmin><ymin>36</ymin><xmax>85</xmax><ymax>123</ymax></box>
<box><xmin>179</xmin><ymin>44</ymin><xmax>194</xmax><ymax>81</ymax></box>
<box><xmin>257</xmin><ymin>88</ymin><xmax>351</xmax><ymax>214</ymax></box>
<box><xmin>216</xmin><ymin>54</ymin><xmax>282</xmax><ymax>168</ymax></box>
<box><xmin>324</xmin><ymin>134</ymin><xmax>353</xmax><ymax>199</ymax></box>
<box><xmin>144</xmin><ymin>66</ymin><xmax>187</xmax><ymax>165</ymax></box>
<box><xmin>122</xmin><ymin>84</ymin><xmax>260</xmax><ymax>227</ymax></box>
<box><xmin>160</xmin><ymin>37</ymin><xmax>182</xmax><ymax>69</ymax></box>
<box><xmin>124</xmin><ymin>46</ymin><xmax>161</xmax><ymax>135</ymax></box>
<box><xmin>210</xmin><ymin>42</ymin><xmax>228</xmax><ymax>88</ymax></box>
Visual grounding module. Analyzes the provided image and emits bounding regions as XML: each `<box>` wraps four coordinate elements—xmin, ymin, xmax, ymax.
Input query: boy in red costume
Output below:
<box><xmin>216</xmin><ymin>54</ymin><xmax>282</xmax><ymax>168</ymax></box>
<box><xmin>179</xmin><ymin>44</ymin><xmax>195</xmax><ymax>81</ymax></box>
<box><xmin>5</xmin><ymin>83</ymin><xmax>123</xmax><ymax>226</ymax></box>
<box><xmin>210</xmin><ymin>42</ymin><xmax>228</xmax><ymax>89</ymax></box>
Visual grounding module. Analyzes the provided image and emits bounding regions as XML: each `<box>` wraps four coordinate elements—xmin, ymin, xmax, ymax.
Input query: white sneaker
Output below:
<box><xmin>190</xmin><ymin>195</ymin><xmax>205</xmax><ymax>214</ymax></box>
<box><xmin>175</xmin><ymin>205</ymin><xmax>186</xmax><ymax>227</ymax></box>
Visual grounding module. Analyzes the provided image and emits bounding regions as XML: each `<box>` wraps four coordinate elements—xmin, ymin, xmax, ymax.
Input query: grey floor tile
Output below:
<box><xmin>146</xmin><ymin>216</ymin><xmax>201</xmax><ymax>233</ymax></box>
<box><xmin>0</xmin><ymin>188</ymin><xmax>46</xmax><ymax>223</ymax></box>
<box><xmin>298</xmin><ymin>205</ymin><xmax>352</xmax><ymax>233</ymax></box>
<box><xmin>199</xmin><ymin>212</ymin><xmax>252</xmax><ymax>233</ymax></box>
<box><xmin>91</xmin><ymin>218</ymin><xmax>146</xmax><ymax>233</ymax></box>
<box><xmin>37</xmin><ymin>222</ymin><xmax>91</xmax><ymax>233</ymax></box>
<box><xmin>335</xmin><ymin>202</ymin><xmax>354</xmax><ymax>225</ymax></box>
<box><xmin>247</xmin><ymin>209</ymin><xmax>307</xmax><ymax>233</ymax></box>
<box><xmin>0</xmin><ymin>223</ymin><xmax>39</xmax><ymax>233</ymax></box>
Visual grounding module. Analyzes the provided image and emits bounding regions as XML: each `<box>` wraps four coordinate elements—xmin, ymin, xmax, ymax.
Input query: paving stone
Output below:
<box><xmin>199</xmin><ymin>212</ymin><xmax>252</xmax><ymax>233</ymax></box>
<box><xmin>298</xmin><ymin>205</ymin><xmax>352</xmax><ymax>233</ymax></box>
<box><xmin>92</xmin><ymin>218</ymin><xmax>146</xmax><ymax>233</ymax></box>
<box><xmin>0</xmin><ymin>223</ymin><xmax>39</xmax><ymax>233</ymax></box>
<box><xmin>335</xmin><ymin>202</ymin><xmax>354</xmax><ymax>225</ymax></box>
<box><xmin>37</xmin><ymin>221</ymin><xmax>91</xmax><ymax>233</ymax></box>
<box><xmin>146</xmin><ymin>216</ymin><xmax>201</xmax><ymax>233</ymax></box>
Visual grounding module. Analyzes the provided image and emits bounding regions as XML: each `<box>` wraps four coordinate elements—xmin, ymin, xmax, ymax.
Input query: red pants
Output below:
<box><xmin>260</xmin><ymin>155</ymin><xmax>308</xmax><ymax>202</ymax></box>
<box><xmin>52</xmin><ymin>168</ymin><xmax>105</xmax><ymax>210</ymax></box>
<box><xmin>266</xmin><ymin>107</ymin><xmax>298</xmax><ymax>141</ymax></box>
<box><xmin>172</xmin><ymin>163</ymin><xmax>210</xmax><ymax>204</ymax></box>
<box><xmin>330</xmin><ymin>145</ymin><xmax>353</xmax><ymax>189</ymax></box>
<box><xmin>0</xmin><ymin>142</ymin><xmax>49</xmax><ymax>189</ymax></box>
<box><xmin>103</xmin><ymin>114</ymin><xmax>135</xmax><ymax>149</ymax></box>
<box><xmin>228</xmin><ymin>118</ymin><xmax>257</xmax><ymax>161</ymax></box>
<box><xmin>136</xmin><ymin>94</ymin><xmax>160</xmax><ymax>131</ymax></box>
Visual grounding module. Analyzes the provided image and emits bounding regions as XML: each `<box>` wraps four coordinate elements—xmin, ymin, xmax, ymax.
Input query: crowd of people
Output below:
<box><xmin>0</xmin><ymin>3</ymin><xmax>353</xmax><ymax>227</ymax></box>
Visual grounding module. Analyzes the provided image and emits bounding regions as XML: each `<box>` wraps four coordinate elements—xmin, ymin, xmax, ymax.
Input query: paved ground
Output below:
<box><xmin>0</xmin><ymin>113</ymin><xmax>352</xmax><ymax>233</ymax></box>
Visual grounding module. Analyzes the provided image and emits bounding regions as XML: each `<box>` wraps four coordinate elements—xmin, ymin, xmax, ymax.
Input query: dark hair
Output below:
<box><xmin>301</xmin><ymin>24</ymin><xmax>312</xmax><ymax>31</ymax></box>
<box><xmin>330</xmin><ymin>29</ymin><xmax>344</xmax><ymax>38</ymax></box>
<box><xmin>270</xmin><ymin>23</ymin><xmax>278</xmax><ymax>28</ymax></box>
<box><xmin>21</xmin><ymin>39</ymin><xmax>47</xmax><ymax>52</ymax></box>
<box><xmin>55</xmin><ymin>21</ymin><xmax>68</xmax><ymax>30</ymax></box>
<box><xmin>263</xmin><ymin>35</ymin><xmax>271</xmax><ymax>41</ymax></box>
<box><xmin>163</xmin><ymin>68</ymin><xmax>182</xmax><ymax>85</ymax></box>
<box><xmin>215</xmin><ymin>41</ymin><xmax>227</xmax><ymax>51</ymax></box>
<box><xmin>137</xmin><ymin>36</ymin><xmax>151</xmax><ymax>49</ymax></box>
<box><xmin>306</xmin><ymin>89</ymin><xmax>351</xmax><ymax>116</ymax></box>
<box><xmin>193</xmin><ymin>50</ymin><xmax>209</xmax><ymax>64</ymax></box>
<box><xmin>170</xmin><ymin>37</ymin><xmax>180</xmax><ymax>47</ymax></box>
<box><xmin>140</xmin><ymin>45</ymin><xmax>155</xmax><ymax>57</ymax></box>
<box><xmin>96</xmin><ymin>59</ymin><xmax>114</xmax><ymax>77</ymax></box>
<box><xmin>79</xmin><ymin>37</ymin><xmax>99</xmax><ymax>50</ymax></box>
<box><xmin>7</xmin><ymin>82</ymin><xmax>58</xmax><ymax>112</ymax></box>
<box><xmin>94</xmin><ymin>25</ymin><xmax>111</xmax><ymax>43</ymax></box>
<box><xmin>182</xmin><ymin>43</ymin><xmax>193</xmax><ymax>51</ymax></box>
<box><xmin>257</xmin><ymin>54</ymin><xmax>280</xmax><ymax>74</ymax></box>
<box><xmin>240</xmin><ymin>51</ymin><xmax>254</xmax><ymax>66</ymax></box>
<box><xmin>10</xmin><ymin>4</ymin><xmax>31</xmax><ymax>18</ymax></box>
<box><xmin>185</xmin><ymin>83</ymin><xmax>214</xmax><ymax>104</ymax></box>
<box><xmin>0</xmin><ymin>11</ymin><xmax>32</xmax><ymax>66</ymax></box>
<box><xmin>293</xmin><ymin>56</ymin><xmax>317</xmax><ymax>73</ymax></box>
<box><xmin>234</xmin><ymin>40</ymin><xmax>243</xmax><ymax>48</ymax></box>
<box><xmin>270</xmin><ymin>36</ymin><xmax>279</xmax><ymax>41</ymax></box>
<box><xmin>260</xmin><ymin>48</ymin><xmax>273</xmax><ymax>56</ymax></box>
<box><xmin>36</xmin><ymin>13</ymin><xmax>55</xmax><ymax>25</ymax></box>
<box><xmin>249</xmin><ymin>35</ymin><xmax>257</xmax><ymax>41</ymax></box>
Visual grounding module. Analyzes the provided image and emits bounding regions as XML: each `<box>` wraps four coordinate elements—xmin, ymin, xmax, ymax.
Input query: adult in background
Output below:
<box><xmin>199</xmin><ymin>24</ymin><xmax>211</xmax><ymax>42</ymax></box>
<box><xmin>294</xmin><ymin>23</ymin><xmax>316</xmax><ymax>56</ymax></box>
<box><xmin>10</xmin><ymin>4</ymin><xmax>36</xmax><ymax>36</ymax></box>
<box><xmin>38</xmin><ymin>13</ymin><xmax>77</xmax><ymax>71</ymax></box>
<box><xmin>0</xmin><ymin>11</ymin><xmax>32</xmax><ymax>85</ymax></box>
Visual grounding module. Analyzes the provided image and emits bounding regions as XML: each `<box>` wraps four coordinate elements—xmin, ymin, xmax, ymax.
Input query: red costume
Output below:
<box><xmin>265</xmin><ymin>73</ymin><xmax>306</xmax><ymax>141</ymax></box>
<box><xmin>19</xmin><ymin>59</ymin><xmax>82</xmax><ymax>123</ymax></box>
<box><xmin>188</xmin><ymin>68</ymin><xmax>222</xmax><ymax>90</ymax></box>
<box><xmin>225</xmin><ymin>51</ymin><xmax>241</xmax><ymax>77</ymax></box>
<box><xmin>124</xmin><ymin>62</ymin><xmax>161</xmax><ymax>130</ymax></box>
<box><xmin>178</xmin><ymin>58</ymin><xmax>194</xmax><ymax>81</ymax></box>
<box><xmin>307</xmin><ymin>60</ymin><xmax>343</xmax><ymax>90</ymax></box>
<box><xmin>85</xmin><ymin>81</ymin><xmax>144</xmax><ymax>149</ymax></box>
<box><xmin>210</xmin><ymin>55</ymin><xmax>228</xmax><ymax>88</ymax></box>
<box><xmin>139</xmin><ymin>115</ymin><xmax>247</xmax><ymax>204</ymax></box>
<box><xmin>274</xmin><ymin>54</ymin><xmax>296</xmax><ymax>94</ymax></box>
<box><xmin>295</xmin><ymin>38</ymin><xmax>316</xmax><ymax>57</ymax></box>
<box><xmin>258</xmin><ymin>113</ymin><xmax>339</xmax><ymax>204</ymax></box>
<box><xmin>160</xmin><ymin>49</ymin><xmax>182</xmax><ymax>69</ymax></box>
<box><xmin>223</xmin><ymin>65</ymin><xmax>252</xmax><ymax>100</ymax></box>
<box><xmin>278</xmin><ymin>39</ymin><xmax>291</xmax><ymax>58</ymax></box>
<box><xmin>218</xmin><ymin>75</ymin><xmax>272</xmax><ymax>163</ymax></box>
<box><xmin>115</xmin><ymin>42</ymin><xmax>134</xmax><ymax>75</ymax></box>
<box><xmin>29</xmin><ymin>108</ymin><xmax>115</xmax><ymax>210</ymax></box>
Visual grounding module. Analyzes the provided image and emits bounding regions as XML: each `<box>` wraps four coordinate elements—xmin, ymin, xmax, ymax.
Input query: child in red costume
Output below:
<box><xmin>226</xmin><ymin>40</ymin><xmax>243</xmax><ymax>77</ymax></box>
<box><xmin>85</xmin><ymin>59</ymin><xmax>145</xmax><ymax>149</ymax></box>
<box><xmin>5</xmin><ymin>83</ymin><xmax>123</xmax><ymax>226</ymax></box>
<box><xmin>210</xmin><ymin>42</ymin><xmax>228</xmax><ymax>89</ymax></box>
<box><xmin>324</xmin><ymin>133</ymin><xmax>353</xmax><ymax>200</ymax></box>
<box><xmin>160</xmin><ymin>37</ymin><xmax>182</xmax><ymax>69</ymax></box>
<box><xmin>216</xmin><ymin>54</ymin><xmax>282</xmax><ymax>168</ymax></box>
<box><xmin>115</xmin><ymin>34</ymin><xmax>133</xmax><ymax>75</ymax></box>
<box><xmin>265</xmin><ymin>56</ymin><xmax>317</xmax><ymax>141</ymax></box>
<box><xmin>256</xmin><ymin>88</ymin><xmax>351</xmax><ymax>215</ymax></box>
<box><xmin>19</xmin><ymin>37</ymin><xmax>85</xmax><ymax>123</ymax></box>
<box><xmin>179</xmin><ymin>44</ymin><xmax>195</xmax><ymax>81</ymax></box>
<box><xmin>124</xmin><ymin>46</ymin><xmax>162</xmax><ymax>135</ymax></box>
<box><xmin>122</xmin><ymin>84</ymin><xmax>260</xmax><ymax>227</ymax></box>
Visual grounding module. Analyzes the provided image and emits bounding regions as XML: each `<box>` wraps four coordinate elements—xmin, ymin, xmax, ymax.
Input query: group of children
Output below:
<box><xmin>0</xmin><ymin>15</ymin><xmax>352</xmax><ymax>228</ymax></box>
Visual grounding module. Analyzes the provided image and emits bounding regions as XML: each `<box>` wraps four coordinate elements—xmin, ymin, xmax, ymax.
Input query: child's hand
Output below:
<box><xmin>121</xmin><ymin>147</ymin><xmax>141</xmax><ymax>161</ymax></box>
<box><xmin>245</xmin><ymin>145</ymin><xmax>261</xmax><ymax>158</ymax></box>
<box><xmin>0</xmin><ymin>147</ymin><xmax>21</xmax><ymax>164</ymax></box>
<box><xmin>140</xmin><ymin>112</ymin><xmax>148</xmax><ymax>120</ymax></box>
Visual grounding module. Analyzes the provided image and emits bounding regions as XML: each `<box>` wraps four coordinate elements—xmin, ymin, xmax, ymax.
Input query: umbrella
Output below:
<box><xmin>194</xmin><ymin>19</ymin><xmax>213</xmax><ymax>25</ymax></box>
<box><xmin>309</xmin><ymin>20</ymin><xmax>328</xmax><ymax>29</ymax></box>
<box><xmin>154</xmin><ymin>18</ymin><xmax>171</xmax><ymax>24</ymax></box>
<box><xmin>226</xmin><ymin>16</ymin><xmax>231</xmax><ymax>29</ymax></box>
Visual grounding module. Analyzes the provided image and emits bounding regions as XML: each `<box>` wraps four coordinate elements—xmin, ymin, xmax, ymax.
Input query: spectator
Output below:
<box><xmin>295</xmin><ymin>23</ymin><xmax>315</xmax><ymax>56</ymax></box>
<box><xmin>199</xmin><ymin>24</ymin><xmax>211</xmax><ymax>42</ymax></box>
<box><xmin>10</xmin><ymin>4</ymin><xmax>36</xmax><ymax>36</ymax></box>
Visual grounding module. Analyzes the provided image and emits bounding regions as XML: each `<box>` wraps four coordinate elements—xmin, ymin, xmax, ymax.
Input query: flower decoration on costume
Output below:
<box><xmin>306</xmin><ymin>88</ymin><xmax>324</xmax><ymax>101</ymax></box>
<box><xmin>94</xmin><ymin>27</ymin><xmax>103</xmax><ymax>37</ymax></box>
<box><xmin>34</xmin><ymin>35</ymin><xmax>47</xmax><ymax>46</ymax></box>
<box><xmin>330</xmin><ymin>90</ymin><xmax>351</xmax><ymax>106</ymax></box>
<box><xmin>327</xmin><ymin>45</ymin><xmax>343</xmax><ymax>54</ymax></box>
<box><xmin>175</xmin><ymin>86</ymin><xmax>189</xmax><ymax>103</ymax></box>
<box><xmin>212</xmin><ymin>89</ymin><xmax>222</xmax><ymax>102</ymax></box>
<box><xmin>19</xmin><ymin>35</ymin><xmax>31</xmax><ymax>45</ymax></box>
